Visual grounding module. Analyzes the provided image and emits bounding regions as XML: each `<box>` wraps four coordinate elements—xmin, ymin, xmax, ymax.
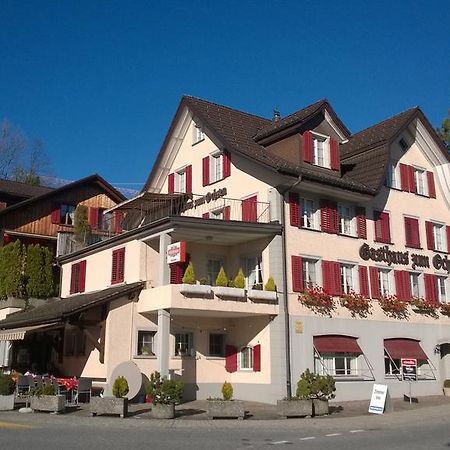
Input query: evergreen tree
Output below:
<box><xmin>74</xmin><ymin>205</ymin><xmax>91</xmax><ymax>243</ymax></box>
<box><xmin>25</xmin><ymin>244</ymin><xmax>55</xmax><ymax>298</ymax></box>
<box><xmin>0</xmin><ymin>241</ymin><xmax>26</xmax><ymax>299</ymax></box>
<box><xmin>436</xmin><ymin>111</ymin><xmax>450</xmax><ymax>150</ymax></box>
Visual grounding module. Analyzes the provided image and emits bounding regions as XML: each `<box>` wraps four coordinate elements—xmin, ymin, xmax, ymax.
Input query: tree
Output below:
<box><xmin>25</xmin><ymin>244</ymin><xmax>55</xmax><ymax>298</ymax></box>
<box><xmin>74</xmin><ymin>205</ymin><xmax>91</xmax><ymax>243</ymax></box>
<box><xmin>436</xmin><ymin>111</ymin><xmax>450</xmax><ymax>150</ymax></box>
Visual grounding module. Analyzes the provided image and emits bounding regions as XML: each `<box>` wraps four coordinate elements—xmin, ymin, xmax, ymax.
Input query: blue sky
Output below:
<box><xmin>1</xmin><ymin>0</ymin><xmax>449</xmax><ymax>192</ymax></box>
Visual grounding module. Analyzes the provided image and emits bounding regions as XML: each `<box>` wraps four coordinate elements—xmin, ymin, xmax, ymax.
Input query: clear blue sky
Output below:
<box><xmin>1</xmin><ymin>0</ymin><xmax>449</xmax><ymax>191</ymax></box>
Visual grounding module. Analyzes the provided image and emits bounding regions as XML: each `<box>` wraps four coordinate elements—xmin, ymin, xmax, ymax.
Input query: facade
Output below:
<box><xmin>1</xmin><ymin>96</ymin><xmax>449</xmax><ymax>403</ymax></box>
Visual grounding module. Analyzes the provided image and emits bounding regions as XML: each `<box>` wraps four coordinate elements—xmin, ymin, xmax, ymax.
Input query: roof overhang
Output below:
<box><xmin>0</xmin><ymin>323</ymin><xmax>63</xmax><ymax>341</ymax></box>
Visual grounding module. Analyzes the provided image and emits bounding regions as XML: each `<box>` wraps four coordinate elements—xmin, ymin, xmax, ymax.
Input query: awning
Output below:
<box><xmin>0</xmin><ymin>323</ymin><xmax>60</xmax><ymax>341</ymax></box>
<box><xmin>384</xmin><ymin>338</ymin><xmax>428</xmax><ymax>360</ymax></box>
<box><xmin>313</xmin><ymin>335</ymin><xmax>363</xmax><ymax>354</ymax></box>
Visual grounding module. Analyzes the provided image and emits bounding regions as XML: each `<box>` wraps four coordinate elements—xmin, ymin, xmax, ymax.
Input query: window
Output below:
<box><xmin>340</xmin><ymin>264</ymin><xmax>355</xmax><ymax>294</ymax></box>
<box><xmin>433</xmin><ymin>223</ymin><xmax>445</xmax><ymax>251</ymax></box>
<box><xmin>410</xmin><ymin>272</ymin><xmax>420</xmax><ymax>298</ymax></box>
<box><xmin>399</xmin><ymin>138</ymin><xmax>408</xmax><ymax>151</ymax></box>
<box><xmin>210</xmin><ymin>151</ymin><xmax>224</xmax><ymax>183</ymax></box>
<box><xmin>374</xmin><ymin>211</ymin><xmax>391</xmax><ymax>243</ymax></box>
<box><xmin>209</xmin><ymin>334</ymin><xmax>225</xmax><ymax>357</ymax></box>
<box><xmin>302</xmin><ymin>258</ymin><xmax>318</xmax><ymax>288</ymax></box>
<box><xmin>414</xmin><ymin>168</ymin><xmax>427</xmax><ymax>196</ymax></box>
<box><xmin>137</xmin><ymin>331</ymin><xmax>156</xmax><ymax>356</ymax></box>
<box><xmin>111</xmin><ymin>247</ymin><xmax>125</xmax><ymax>284</ymax></box>
<box><xmin>207</xmin><ymin>258</ymin><xmax>224</xmax><ymax>286</ymax></box>
<box><xmin>175</xmin><ymin>168</ymin><xmax>186</xmax><ymax>194</ymax></box>
<box><xmin>240</xmin><ymin>255</ymin><xmax>263</xmax><ymax>289</ymax></box>
<box><xmin>60</xmin><ymin>204</ymin><xmax>75</xmax><ymax>225</ymax></box>
<box><xmin>386</xmin><ymin>161</ymin><xmax>400</xmax><ymax>189</ymax></box>
<box><xmin>312</xmin><ymin>134</ymin><xmax>328</xmax><ymax>167</ymax></box>
<box><xmin>240</xmin><ymin>346</ymin><xmax>253</xmax><ymax>370</ymax></box>
<box><xmin>315</xmin><ymin>354</ymin><xmax>358</xmax><ymax>376</ymax></box>
<box><xmin>338</xmin><ymin>203</ymin><xmax>354</xmax><ymax>236</ymax></box>
<box><xmin>174</xmin><ymin>333</ymin><xmax>194</xmax><ymax>356</ymax></box>
<box><xmin>379</xmin><ymin>269</ymin><xmax>392</xmax><ymax>296</ymax></box>
<box><xmin>70</xmin><ymin>260</ymin><xmax>86</xmax><ymax>294</ymax></box>
<box><xmin>438</xmin><ymin>276</ymin><xmax>448</xmax><ymax>303</ymax></box>
<box><xmin>300</xmin><ymin>198</ymin><xmax>317</xmax><ymax>229</ymax></box>
<box><xmin>384</xmin><ymin>352</ymin><xmax>400</xmax><ymax>375</ymax></box>
<box><xmin>193</xmin><ymin>123</ymin><xmax>205</xmax><ymax>144</ymax></box>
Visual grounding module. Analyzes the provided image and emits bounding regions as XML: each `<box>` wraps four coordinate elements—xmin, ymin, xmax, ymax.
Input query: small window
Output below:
<box><xmin>300</xmin><ymin>198</ymin><xmax>317</xmax><ymax>229</ymax></box>
<box><xmin>433</xmin><ymin>223</ymin><xmax>445</xmax><ymax>252</ymax></box>
<box><xmin>193</xmin><ymin>123</ymin><xmax>205</xmax><ymax>144</ymax></box>
<box><xmin>312</xmin><ymin>134</ymin><xmax>329</xmax><ymax>168</ymax></box>
<box><xmin>210</xmin><ymin>151</ymin><xmax>224</xmax><ymax>183</ymax></box>
<box><xmin>338</xmin><ymin>204</ymin><xmax>354</xmax><ymax>236</ymax></box>
<box><xmin>302</xmin><ymin>258</ymin><xmax>318</xmax><ymax>289</ymax></box>
<box><xmin>410</xmin><ymin>272</ymin><xmax>420</xmax><ymax>298</ymax></box>
<box><xmin>240</xmin><ymin>255</ymin><xmax>263</xmax><ymax>289</ymax></box>
<box><xmin>174</xmin><ymin>332</ymin><xmax>194</xmax><ymax>357</ymax></box>
<box><xmin>137</xmin><ymin>331</ymin><xmax>156</xmax><ymax>356</ymax></box>
<box><xmin>207</xmin><ymin>258</ymin><xmax>224</xmax><ymax>286</ymax></box>
<box><xmin>175</xmin><ymin>168</ymin><xmax>187</xmax><ymax>194</ymax></box>
<box><xmin>379</xmin><ymin>269</ymin><xmax>392</xmax><ymax>296</ymax></box>
<box><xmin>98</xmin><ymin>209</ymin><xmax>112</xmax><ymax>231</ymax></box>
<box><xmin>414</xmin><ymin>168</ymin><xmax>427</xmax><ymax>196</ymax></box>
<box><xmin>438</xmin><ymin>276</ymin><xmax>448</xmax><ymax>303</ymax></box>
<box><xmin>240</xmin><ymin>346</ymin><xmax>253</xmax><ymax>370</ymax></box>
<box><xmin>209</xmin><ymin>334</ymin><xmax>225</xmax><ymax>357</ymax></box>
<box><xmin>340</xmin><ymin>264</ymin><xmax>355</xmax><ymax>294</ymax></box>
<box><xmin>384</xmin><ymin>352</ymin><xmax>401</xmax><ymax>375</ymax></box>
<box><xmin>399</xmin><ymin>138</ymin><xmax>408</xmax><ymax>152</ymax></box>
<box><xmin>60</xmin><ymin>204</ymin><xmax>76</xmax><ymax>225</ymax></box>
<box><xmin>386</xmin><ymin>161</ymin><xmax>400</xmax><ymax>189</ymax></box>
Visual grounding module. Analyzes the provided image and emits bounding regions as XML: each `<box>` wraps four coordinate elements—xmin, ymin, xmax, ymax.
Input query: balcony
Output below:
<box><xmin>137</xmin><ymin>284</ymin><xmax>279</xmax><ymax>318</ymax></box>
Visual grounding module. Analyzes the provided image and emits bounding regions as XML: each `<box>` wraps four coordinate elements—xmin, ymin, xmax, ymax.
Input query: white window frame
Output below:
<box><xmin>379</xmin><ymin>268</ymin><xmax>393</xmax><ymax>296</ymax></box>
<box><xmin>240</xmin><ymin>255</ymin><xmax>263</xmax><ymax>289</ymax></box>
<box><xmin>175</xmin><ymin>167</ymin><xmax>187</xmax><ymax>194</ymax></box>
<box><xmin>239</xmin><ymin>346</ymin><xmax>254</xmax><ymax>370</ymax></box>
<box><xmin>312</xmin><ymin>133</ymin><xmax>330</xmax><ymax>168</ymax></box>
<box><xmin>384</xmin><ymin>352</ymin><xmax>401</xmax><ymax>376</ymax></box>
<box><xmin>302</xmin><ymin>257</ymin><xmax>319</xmax><ymax>289</ymax></box>
<box><xmin>136</xmin><ymin>330</ymin><xmax>156</xmax><ymax>356</ymax></box>
<box><xmin>409</xmin><ymin>272</ymin><xmax>421</xmax><ymax>298</ymax></box>
<box><xmin>300</xmin><ymin>197</ymin><xmax>318</xmax><ymax>230</ymax></box>
<box><xmin>174</xmin><ymin>332</ymin><xmax>194</xmax><ymax>357</ymax></box>
<box><xmin>209</xmin><ymin>151</ymin><xmax>224</xmax><ymax>183</ymax></box>
<box><xmin>340</xmin><ymin>263</ymin><xmax>355</xmax><ymax>294</ymax></box>
<box><xmin>386</xmin><ymin>160</ymin><xmax>400</xmax><ymax>189</ymax></box>
<box><xmin>414</xmin><ymin>167</ymin><xmax>428</xmax><ymax>196</ymax></box>
<box><xmin>438</xmin><ymin>276</ymin><xmax>448</xmax><ymax>303</ymax></box>
<box><xmin>315</xmin><ymin>353</ymin><xmax>359</xmax><ymax>377</ymax></box>
<box><xmin>338</xmin><ymin>203</ymin><xmax>355</xmax><ymax>236</ymax></box>
<box><xmin>433</xmin><ymin>222</ymin><xmax>446</xmax><ymax>252</ymax></box>
<box><xmin>193</xmin><ymin>123</ymin><xmax>205</xmax><ymax>144</ymax></box>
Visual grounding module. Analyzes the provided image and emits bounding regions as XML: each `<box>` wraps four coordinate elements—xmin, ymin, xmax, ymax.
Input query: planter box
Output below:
<box><xmin>277</xmin><ymin>399</ymin><xmax>312</xmax><ymax>418</ymax></box>
<box><xmin>0</xmin><ymin>394</ymin><xmax>15</xmax><ymax>411</ymax></box>
<box><xmin>207</xmin><ymin>400</ymin><xmax>245</xmax><ymax>419</ymax></box>
<box><xmin>151</xmin><ymin>403</ymin><xmax>175</xmax><ymax>419</ymax></box>
<box><xmin>90</xmin><ymin>397</ymin><xmax>128</xmax><ymax>418</ymax></box>
<box><xmin>213</xmin><ymin>287</ymin><xmax>246</xmax><ymax>299</ymax></box>
<box><xmin>30</xmin><ymin>395</ymin><xmax>65</xmax><ymax>413</ymax></box>
<box><xmin>179</xmin><ymin>284</ymin><xmax>212</xmax><ymax>297</ymax></box>
<box><xmin>247</xmin><ymin>289</ymin><xmax>278</xmax><ymax>302</ymax></box>
<box><xmin>312</xmin><ymin>399</ymin><xmax>329</xmax><ymax>416</ymax></box>
<box><xmin>443</xmin><ymin>387</ymin><xmax>450</xmax><ymax>396</ymax></box>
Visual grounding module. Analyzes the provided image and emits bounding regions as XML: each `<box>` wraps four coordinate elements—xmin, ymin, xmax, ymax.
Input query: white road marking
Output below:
<box><xmin>271</xmin><ymin>441</ymin><xmax>292</xmax><ymax>445</ymax></box>
<box><xmin>299</xmin><ymin>436</ymin><xmax>316</xmax><ymax>441</ymax></box>
<box><xmin>325</xmin><ymin>433</ymin><xmax>342</xmax><ymax>437</ymax></box>
<box><xmin>349</xmin><ymin>429</ymin><xmax>365</xmax><ymax>433</ymax></box>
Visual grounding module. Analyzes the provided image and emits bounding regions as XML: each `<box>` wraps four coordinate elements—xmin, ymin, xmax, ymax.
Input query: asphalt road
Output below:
<box><xmin>1</xmin><ymin>404</ymin><xmax>450</xmax><ymax>450</ymax></box>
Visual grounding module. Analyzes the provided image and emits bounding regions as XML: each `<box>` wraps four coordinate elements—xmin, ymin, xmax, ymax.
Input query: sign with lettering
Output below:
<box><xmin>294</xmin><ymin>321</ymin><xmax>303</xmax><ymax>334</ymax></box>
<box><xmin>401</xmin><ymin>358</ymin><xmax>417</xmax><ymax>382</ymax></box>
<box><xmin>183</xmin><ymin>188</ymin><xmax>228</xmax><ymax>211</ymax></box>
<box><xmin>166</xmin><ymin>241</ymin><xmax>186</xmax><ymax>264</ymax></box>
<box><xmin>368</xmin><ymin>384</ymin><xmax>389</xmax><ymax>414</ymax></box>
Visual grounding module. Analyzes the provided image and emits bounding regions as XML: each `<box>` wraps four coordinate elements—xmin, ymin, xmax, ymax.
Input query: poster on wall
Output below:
<box><xmin>166</xmin><ymin>241</ymin><xmax>186</xmax><ymax>264</ymax></box>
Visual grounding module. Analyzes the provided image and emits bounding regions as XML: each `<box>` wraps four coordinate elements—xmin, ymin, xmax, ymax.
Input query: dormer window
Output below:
<box><xmin>193</xmin><ymin>123</ymin><xmax>205</xmax><ymax>145</ymax></box>
<box><xmin>312</xmin><ymin>133</ymin><xmax>328</xmax><ymax>168</ymax></box>
<box><xmin>302</xmin><ymin>131</ymin><xmax>339</xmax><ymax>171</ymax></box>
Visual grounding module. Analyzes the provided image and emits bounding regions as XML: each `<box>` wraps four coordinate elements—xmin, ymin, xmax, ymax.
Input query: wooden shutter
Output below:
<box><xmin>400</xmin><ymin>163</ymin><xmax>410</xmax><ymax>192</ymax></box>
<box><xmin>329</xmin><ymin>138</ymin><xmax>339</xmax><ymax>171</ymax></box>
<box><xmin>185</xmin><ymin>165</ymin><xmax>192</xmax><ymax>194</ymax></box>
<box><xmin>404</xmin><ymin>217</ymin><xmax>420</xmax><ymax>248</ymax></box>
<box><xmin>320</xmin><ymin>200</ymin><xmax>338</xmax><ymax>233</ymax></box>
<box><xmin>170</xmin><ymin>263</ymin><xmax>184</xmax><ymax>284</ymax></box>
<box><xmin>223</xmin><ymin>151</ymin><xmax>231</xmax><ymax>178</ymax></box>
<box><xmin>447</xmin><ymin>226</ymin><xmax>450</xmax><ymax>253</ymax></box>
<box><xmin>202</xmin><ymin>212</ymin><xmax>209</xmax><ymax>219</ymax></box>
<box><xmin>113</xmin><ymin>211</ymin><xmax>124</xmax><ymax>233</ymax></box>
<box><xmin>408</xmin><ymin>165</ymin><xmax>416</xmax><ymax>193</ymax></box>
<box><xmin>331</xmin><ymin>261</ymin><xmax>342</xmax><ymax>296</ymax></box>
<box><xmin>425</xmin><ymin>221</ymin><xmax>435</xmax><ymax>250</ymax></box>
<box><xmin>168</xmin><ymin>173</ymin><xmax>175</xmax><ymax>193</ymax></box>
<box><xmin>359</xmin><ymin>266</ymin><xmax>370</xmax><ymax>297</ymax></box>
<box><xmin>225</xmin><ymin>345</ymin><xmax>238</xmax><ymax>373</ymax></box>
<box><xmin>395</xmin><ymin>270</ymin><xmax>411</xmax><ymax>301</ymax></box>
<box><xmin>111</xmin><ymin>250</ymin><xmax>119</xmax><ymax>284</ymax></box>
<box><xmin>78</xmin><ymin>260</ymin><xmax>87</xmax><ymax>293</ymax></box>
<box><xmin>291</xmin><ymin>255</ymin><xmax>304</xmax><ymax>292</ymax></box>
<box><xmin>89</xmin><ymin>207</ymin><xmax>99</xmax><ymax>229</ymax></box>
<box><xmin>374</xmin><ymin>211</ymin><xmax>390</xmax><ymax>243</ymax></box>
<box><xmin>253</xmin><ymin>344</ymin><xmax>261</xmax><ymax>372</ymax></box>
<box><xmin>356</xmin><ymin>207</ymin><xmax>367</xmax><ymax>239</ymax></box>
<box><xmin>289</xmin><ymin>193</ymin><xmax>300</xmax><ymax>227</ymax></box>
<box><xmin>117</xmin><ymin>248</ymin><xmax>125</xmax><ymax>283</ymax></box>
<box><xmin>424</xmin><ymin>274</ymin><xmax>438</xmax><ymax>304</ymax></box>
<box><xmin>369</xmin><ymin>267</ymin><xmax>381</xmax><ymax>299</ymax></box>
<box><xmin>223</xmin><ymin>206</ymin><xmax>231</xmax><ymax>221</ymax></box>
<box><xmin>427</xmin><ymin>171</ymin><xmax>436</xmax><ymax>198</ymax></box>
<box><xmin>322</xmin><ymin>260</ymin><xmax>341</xmax><ymax>296</ymax></box>
<box><xmin>202</xmin><ymin>156</ymin><xmax>210</xmax><ymax>186</ymax></box>
<box><xmin>51</xmin><ymin>205</ymin><xmax>60</xmax><ymax>224</ymax></box>
<box><xmin>303</xmin><ymin>131</ymin><xmax>313</xmax><ymax>163</ymax></box>
<box><xmin>70</xmin><ymin>264</ymin><xmax>77</xmax><ymax>294</ymax></box>
<box><xmin>320</xmin><ymin>199</ymin><xmax>329</xmax><ymax>232</ymax></box>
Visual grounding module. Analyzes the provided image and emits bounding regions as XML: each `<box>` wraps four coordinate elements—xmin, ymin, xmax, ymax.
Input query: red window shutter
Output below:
<box><xmin>202</xmin><ymin>212</ymin><xmax>209</xmax><ymax>219</ymax></box>
<box><xmin>329</xmin><ymin>138</ymin><xmax>339</xmax><ymax>171</ymax></box>
<box><xmin>382</xmin><ymin>212</ymin><xmax>391</xmax><ymax>243</ymax></box>
<box><xmin>359</xmin><ymin>266</ymin><xmax>369</xmax><ymax>297</ymax></box>
<box><xmin>394</xmin><ymin>270</ymin><xmax>405</xmax><ymax>301</ymax></box>
<box><xmin>375</xmin><ymin>211</ymin><xmax>391</xmax><ymax>243</ymax></box>
<box><xmin>70</xmin><ymin>264</ymin><xmax>77</xmax><ymax>294</ymax></box>
<box><xmin>78</xmin><ymin>260</ymin><xmax>87</xmax><ymax>293</ymax></box>
<box><xmin>356</xmin><ymin>207</ymin><xmax>367</xmax><ymax>239</ymax></box>
<box><xmin>170</xmin><ymin>263</ymin><xmax>183</xmax><ymax>285</ymax></box>
<box><xmin>330</xmin><ymin>201</ymin><xmax>339</xmax><ymax>233</ymax></box>
<box><xmin>303</xmin><ymin>131</ymin><xmax>313</xmax><ymax>163</ymax></box>
<box><xmin>427</xmin><ymin>171</ymin><xmax>436</xmax><ymax>198</ymax></box>
<box><xmin>404</xmin><ymin>217</ymin><xmax>420</xmax><ymax>248</ymax></box>
<box><xmin>320</xmin><ymin>200</ymin><xmax>338</xmax><ymax>233</ymax></box>
<box><xmin>403</xmin><ymin>271</ymin><xmax>412</xmax><ymax>301</ymax></box>
<box><xmin>408</xmin><ymin>165</ymin><xmax>416</xmax><ymax>193</ymax></box>
<box><xmin>424</xmin><ymin>274</ymin><xmax>438</xmax><ymax>304</ymax></box>
<box><xmin>425</xmin><ymin>221</ymin><xmax>435</xmax><ymax>250</ymax></box>
<box><xmin>51</xmin><ymin>205</ymin><xmax>60</xmax><ymax>224</ymax></box>
<box><xmin>447</xmin><ymin>226</ymin><xmax>450</xmax><ymax>253</ymax></box>
<box><xmin>242</xmin><ymin>196</ymin><xmax>257</xmax><ymax>222</ymax></box>
<box><xmin>113</xmin><ymin>211</ymin><xmax>124</xmax><ymax>233</ymax></box>
<box><xmin>111</xmin><ymin>250</ymin><xmax>118</xmax><ymax>284</ymax></box>
<box><xmin>168</xmin><ymin>173</ymin><xmax>175</xmax><ymax>193</ymax></box>
<box><xmin>89</xmin><ymin>207</ymin><xmax>99</xmax><ymax>229</ymax></box>
<box><xmin>332</xmin><ymin>261</ymin><xmax>342</xmax><ymax>296</ymax></box>
<box><xmin>320</xmin><ymin>199</ymin><xmax>329</xmax><ymax>232</ymax></box>
<box><xmin>185</xmin><ymin>165</ymin><xmax>192</xmax><ymax>194</ymax></box>
<box><xmin>223</xmin><ymin>206</ymin><xmax>231</xmax><ymax>221</ymax></box>
<box><xmin>322</xmin><ymin>260</ymin><xmax>332</xmax><ymax>294</ymax></box>
<box><xmin>369</xmin><ymin>267</ymin><xmax>381</xmax><ymax>299</ymax></box>
<box><xmin>291</xmin><ymin>255</ymin><xmax>304</xmax><ymax>292</ymax></box>
<box><xmin>223</xmin><ymin>151</ymin><xmax>231</xmax><ymax>178</ymax></box>
<box><xmin>225</xmin><ymin>345</ymin><xmax>238</xmax><ymax>373</ymax></box>
<box><xmin>289</xmin><ymin>193</ymin><xmax>300</xmax><ymax>227</ymax></box>
<box><xmin>400</xmin><ymin>164</ymin><xmax>410</xmax><ymax>192</ymax></box>
<box><xmin>202</xmin><ymin>157</ymin><xmax>210</xmax><ymax>186</ymax></box>
<box><xmin>117</xmin><ymin>248</ymin><xmax>125</xmax><ymax>283</ymax></box>
<box><xmin>253</xmin><ymin>344</ymin><xmax>261</xmax><ymax>372</ymax></box>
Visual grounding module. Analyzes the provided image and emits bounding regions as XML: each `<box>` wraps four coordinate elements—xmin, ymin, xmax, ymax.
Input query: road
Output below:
<box><xmin>1</xmin><ymin>404</ymin><xmax>450</xmax><ymax>449</ymax></box>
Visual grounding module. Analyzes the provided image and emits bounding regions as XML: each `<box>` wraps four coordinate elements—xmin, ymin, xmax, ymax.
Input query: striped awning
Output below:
<box><xmin>0</xmin><ymin>324</ymin><xmax>60</xmax><ymax>341</ymax></box>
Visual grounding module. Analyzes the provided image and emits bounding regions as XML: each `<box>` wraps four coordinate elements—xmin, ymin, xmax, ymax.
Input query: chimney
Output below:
<box><xmin>272</xmin><ymin>108</ymin><xmax>281</xmax><ymax>122</ymax></box>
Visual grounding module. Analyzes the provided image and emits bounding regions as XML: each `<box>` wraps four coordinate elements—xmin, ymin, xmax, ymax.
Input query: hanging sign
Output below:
<box><xmin>401</xmin><ymin>358</ymin><xmax>417</xmax><ymax>382</ymax></box>
<box><xmin>368</xmin><ymin>384</ymin><xmax>389</xmax><ymax>414</ymax></box>
<box><xmin>166</xmin><ymin>241</ymin><xmax>186</xmax><ymax>264</ymax></box>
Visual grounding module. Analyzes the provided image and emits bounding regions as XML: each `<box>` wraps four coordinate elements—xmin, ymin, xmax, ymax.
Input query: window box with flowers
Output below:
<box><xmin>378</xmin><ymin>295</ymin><xmax>408</xmax><ymax>319</ymax></box>
<box><xmin>441</xmin><ymin>303</ymin><xmax>450</xmax><ymax>317</ymax></box>
<box><xmin>411</xmin><ymin>297</ymin><xmax>439</xmax><ymax>317</ymax></box>
<box><xmin>340</xmin><ymin>292</ymin><xmax>372</xmax><ymax>318</ymax></box>
<box><xmin>299</xmin><ymin>287</ymin><xmax>335</xmax><ymax>316</ymax></box>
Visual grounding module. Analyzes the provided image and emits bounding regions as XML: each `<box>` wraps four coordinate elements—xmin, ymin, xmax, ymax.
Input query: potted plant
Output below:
<box><xmin>299</xmin><ymin>287</ymin><xmax>335</xmax><ymax>316</ymax></box>
<box><xmin>378</xmin><ymin>295</ymin><xmax>408</xmax><ymax>319</ymax></box>
<box><xmin>147</xmin><ymin>371</ymin><xmax>184</xmax><ymax>419</ymax></box>
<box><xmin>179</xmin><ymin>262</ymin><xmax>212</xmax><ymax>296</ymax></box>
<box><xmin>441</xmin><ymin>303</ymin><xmax>450</xmax><ymax>317</ymax></box>
<box><xmin>248</xmin><ymin>276</ymin><xmax>278</xmax><ymax>302</ymax></box>
<box><xmin>140</xmin><ymin>345</ymin><xmax>153</xmax><ymax>356</ymax></box>
<box><xmin>0</xmin><ymin>373</ymin><xmax>16</xmax><ymax>411</ymax></box>
<box><xmin>340</xmin><ymin>291</ymin><xmax>372</xmax><ymax>318</ymax></box>
<box><xmin>411</xmin><ymin>297</ymin><xmax>438</xmax><ymax>317</ymax></box>
<box><xmin>213</xmin><ymin>267</ymin><xmax>246</xmax><ymax>299</ymax></box>
<box><xmin>29</xmin><ymin>383</ymin><xmax>66</xmax><ymax>413</ymax></box>
<box><xmin>444</xmin><ymin>380</ymin><xmax>450</xmax><ymax>396</ymax></box>
<box><xmin>207</xmin><ymin>381</ymin><xmax>245</xmax><ymax>419</ymax></box>
<box><xmin>90</xmin><ymin>376</ymin><xmax>129</xmax><ymax>418</ymax></box>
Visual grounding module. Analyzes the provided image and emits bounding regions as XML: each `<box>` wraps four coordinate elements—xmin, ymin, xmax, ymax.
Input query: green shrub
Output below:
<box><xmin>199</xmin><ymin>278</ymin><xmax>208</xmax><ymax>285</ymax></box>
<box><xmin>182</xmin><ymin>262</ymin><xmax>196</xmax><ymax>285</ymax></box>
<box><xmin>444</xmin><ymin>379</ymin><xmax>450</xmax><ymax>388</ymax></box>
<box><xmin>0</xmin><ymin>241</ymin><xmax>26</xmax><ymax>299</ymax></box>
<box><xmin>295</xmin><ymin>369</ymin><xmax>336</xmax><ymax>400</ymax></box>
<box><xmin>25</xmin><ymin>245</ymin><xmax>55</xmax><ymax>298</ymax></box>
<box><xmin>0</xmin><ymin>374</ymin><xmax>15</xmax><ymax>395</ymax></box>
<box><xmin>74</xmin><ymin>205</ymin><xmax>91</xmax><ymax>243</ymax></box>
<box><xmin>146</xmin><ymin>371</ymin><xmax>184</xmax><ymax>405</ymax></box>
<box><xmin>233</xmin><ymin>269</ymin><xmax>245</xmax><ymax>289</ymax></box>
<box><xmin>215</xmin><ymin>267</ymin><xmax>228</xmax><ymax>287</ymax></box>
<box><xmin>227</xmin><ymin>279</ymin><xmax>235</xmax><ymax>287</ymax></box>
<box><xmin>221</xmin><ymin>381</ymin><xmax>233</xmax><ymax>401</ymax></box>
<box><xmin>30</xmin><ymin>384</ymin><xmax>55</xmax><ymax>396</ymax></box>
<box><xmin>264</xmin><ymin>277</ymin><xmax>276</xmax><ymax>292</ymax></box>
<box><xmin>112</xmin><ymin>376</ymin><xmax>129</xmax><ymax>398</ymax></box>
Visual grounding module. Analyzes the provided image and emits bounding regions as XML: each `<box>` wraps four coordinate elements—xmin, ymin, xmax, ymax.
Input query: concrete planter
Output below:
<box><xmin>277</xmin><ymin>399</ymin><xmax>312</xmax><ymax>418</ymax></box>
<box><xmin>0</xmin><ymin>394</ymin><xmax>15</xmax><ymax>411</ymax></box>
<box><xmin>30</xmin><ymin>395</ymin><xmax>65</xmax><ymax>413</ymax></box>
<box><xmin>213</xmin><ymin>287</ymin><xmax>246</xmax><ymax>299</ymax></box>
<box><xmin>90</xmin><ymin>397</ymin><xmax>128</xmax><ymax>418</ymax></box>
<box><xmin>443</xmin><ymin>387</ymin><xmax>450</xmax><ymax>396</ymax></box>
<box><xmin>312</xmin><ymin>399</ymin><xmax>329</xmax><ymax>416</ymax></box>
<box><xmin>151</xmin><ymin>403</ymin><xmax>175</xmax><ymax>419</ymax></box>
<box><xmin>247</xmin><ymin>289</ymin><xmax>278</xmax><ymax>302</ymax></box>
<box><xmin>207</xmin><ymin>400</ymin><xmax>245</xmax><ymax>419</ymax></box>
<box><xmin>179</xmin><ymin>284</ymin><xmax>212</xmax><ymax>297</ymax></box>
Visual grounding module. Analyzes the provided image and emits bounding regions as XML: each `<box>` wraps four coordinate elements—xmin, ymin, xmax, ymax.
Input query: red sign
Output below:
<box><xmin>166</xmin><ymin>241</ymin><xmax>186</xmax><ymax>264</ymax></box>
<box><xmin>401</xmin><ymin>358</ymin><xmax>417</xmax><ymax>367</ymax></box>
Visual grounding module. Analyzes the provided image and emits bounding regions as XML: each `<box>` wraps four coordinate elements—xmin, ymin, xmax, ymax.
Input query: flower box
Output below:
<box><xmin>0</xmin><ymin>394</ymin><xmax>15</xmax><ymax>411</ymax></box>
<box><xmin>207</xmin><ymin>399</ymin><xmax>245</xmax><ymax>419</ymax></box>
<box><xmin>247</xmin><ymin>289</ymin><xmax>278</xmax><ymax>302</ymax></box>
<box><xmin>179</xmin><ymin>284</ymin><xmax>212</xmax><ymax>297</ymax></box>
<box><xmin>277</xmin><ymin>399</ymin><xmax>312</xmax><ymax>418</ymax></box>
<box><xmin>151</xmin><ymin>403</ymin><xmax>175</xmax><ymax>419</ymax></box>
<box><xmin>213</xmin><ymin>286</ymin><xmax>246</xmax><ymax>299</ymax></box>
<box><xmin>312</xmin><ymin>399</ymin><xmax>329</xmax><ymax>416</ymax></box>
<box><xmin>90</xmin><ymin>397</ymin><xmax>128</xmax><ymax>418</ymax></box>
<box><xmin>30</xmin><ymin>395</ymin><xmax>65</xmax><ymax>413</ymax></box>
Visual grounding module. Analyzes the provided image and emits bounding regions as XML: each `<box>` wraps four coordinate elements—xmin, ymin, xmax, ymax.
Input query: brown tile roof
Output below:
<box><xmin>0</xmin><ymin>282</ymin><xmax>144</xmax><ymax>329</ymax></box>
<box><xmin>0</xmin><ymin>179</ymin><xmax>54</xmax><ymax>199</ymax></box>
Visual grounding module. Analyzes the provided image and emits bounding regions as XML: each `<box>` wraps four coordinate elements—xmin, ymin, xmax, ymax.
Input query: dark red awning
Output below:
<box><xmin>313</xmin><ymin>335</ymin><xmax>362</xmax><ymax>354</ymax></box>
<box><xmin>384</xmin><ymin>339</ymin><xmax>428</xmax><ymax>360</ymax></box>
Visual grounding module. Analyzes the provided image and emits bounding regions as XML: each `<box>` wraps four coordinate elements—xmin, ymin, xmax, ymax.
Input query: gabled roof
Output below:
<box><xmin>0</xmin><ymin>174</ymin><xmax>126</xmax><ymax>217</ymax></box>
<box><xmin>0</xmin><ymin>178</ymin><xmax>54</xmax><ymax>200</ymax></box>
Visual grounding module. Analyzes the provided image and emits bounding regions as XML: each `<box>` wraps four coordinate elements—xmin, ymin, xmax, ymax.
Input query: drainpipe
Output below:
<box><xmin>279</xmin><ymin>175</ymin><xmax>302</xmax><ymax>398</ymax></box>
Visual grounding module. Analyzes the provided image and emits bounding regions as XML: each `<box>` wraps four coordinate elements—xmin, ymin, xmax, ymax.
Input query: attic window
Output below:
<box><xmin>399</xmin><ymin>138</ymin><xmax>408</xmax><ymax>152</ymax></box>
<box><xmin>312</xmin><ymin>133</ymin><xmax>329</xmax><ymax>168</ymax></box>
<box><xmin>193</xmin><ymin>123</ymin><xmax>205</xmax><ymax>145</ymax></box>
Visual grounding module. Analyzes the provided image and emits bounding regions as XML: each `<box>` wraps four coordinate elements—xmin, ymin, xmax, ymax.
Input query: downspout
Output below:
<box><xmin>279</xmin><ymin>175</ymin><xmax>302</xmax><ymax>398</ymax></box>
